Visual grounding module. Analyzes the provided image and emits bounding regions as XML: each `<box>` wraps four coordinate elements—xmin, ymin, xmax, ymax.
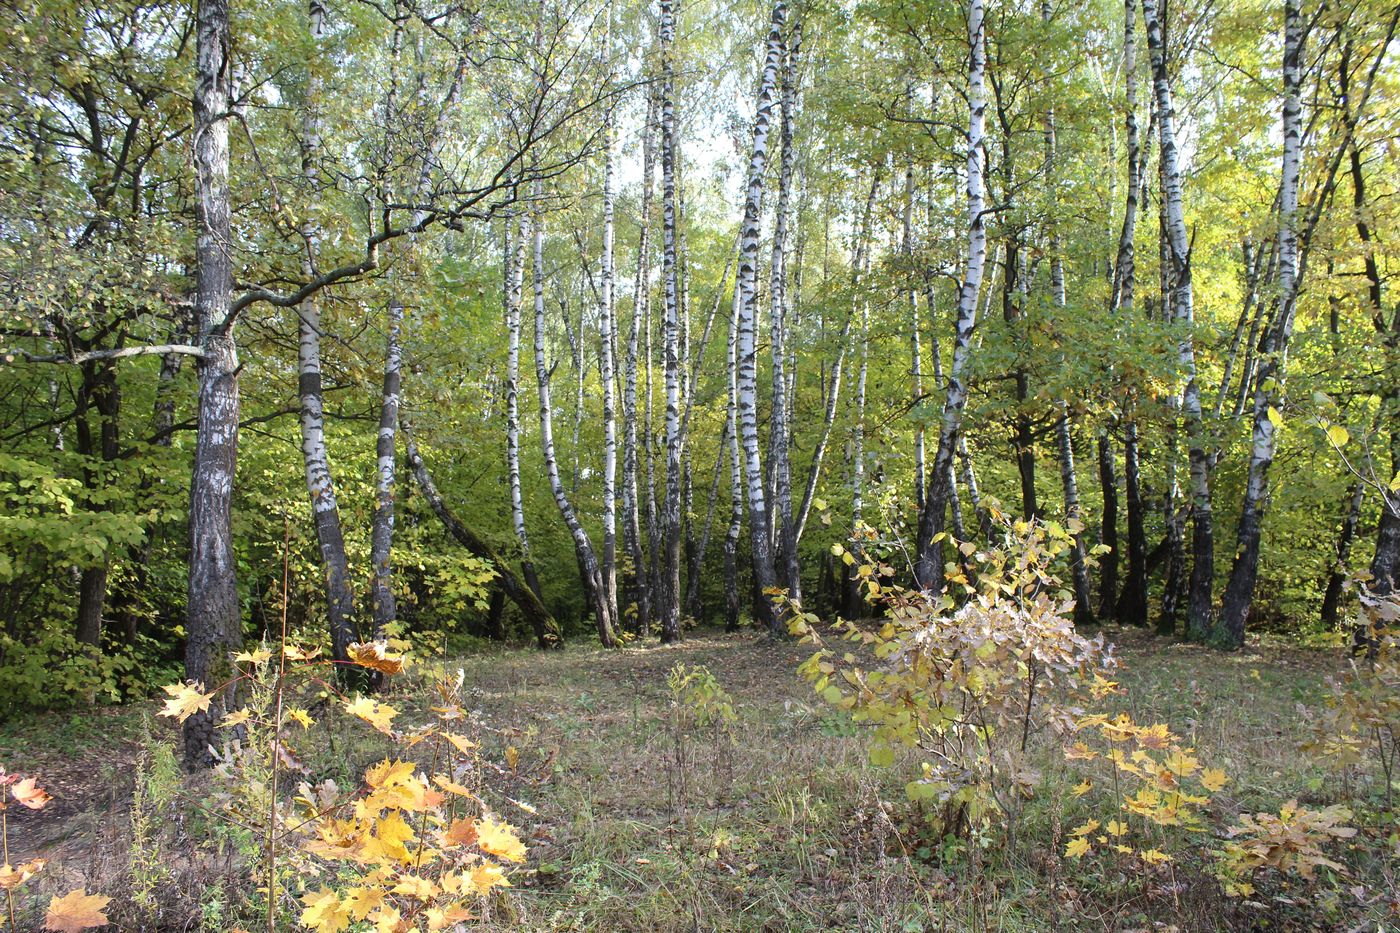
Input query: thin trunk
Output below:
<box><xmin>1117</xmin><ymin>420</ymin><xmax>1150</xmax><ymax>624</ymax></box>
<box><xmin>915</xmin><ymin>0</ymin><xmax>987</xmax><ymax>590</ymax></box>
<box><xmin>794</xmin><ymin>174</ymin><xmax>880</xmax><ymax>545</ymax></box>
<box><xmin>1217</xmin><ymin>0</ymin><xmax>1304</xmax><ymax>647</ymax></box>
<box><xmin>505</xmin><ymin>217</ymin><xmax>546</xmax><ymax>612</ymax></box>
<box><xmin>1145</xmin><ymin>0</ymin><xmax>1213</xmax><ymax>640</ymax></box>
<box><xmin>403</xmin><ymin>424</ymin><xmax>561</xmax><ymax>645</ymax></box>
<box><xmin>598</xmin><ymin>57</ymin><xmax>620</xmax><ymax>635</ymax></box>
<box><xmin>905</xmin><ymin>166</ymin><xmax>927</xmax><ymax>511</ymax></box>
<box><xmin>723</xmin><ymin>285</ymin><xmax>743</xmax><ymax>632</ymax></box>
<box><xmin>769</xmin><ymin>22</ymin><xmax>801</xmax><ymax>603</ymax></box>
<box><xmin>1320</xmin><ymin>482</ymin><xmax>1364</xmax><ymax>629</ymax></box>
<box><xmin>297</xmin><ymin>0</ymin><xmax>357</xmax><ymax>666</ymax></box>
<box><xmin>1043</xmin><ymin>0</ymin><xmax>1093</xmax><ymax>625</ymax></box>
<box><xmin>658</xmin><ymin>0</ymin><xmax>683</xmax><ymax>642</ymax></box>
<box><xmin>369</xmin><ymin>299</ymin><xmax>402</xmax><ymax>638</ymax></box>
<box><xmin>532</xmin><ymin>191</ymin><xmax>619</xmax><ymax>647</ymax></box>
<box><xmin>623</xmin><ymin>95</ymin><xmax>656</xmax><ymax>635</ymax></box>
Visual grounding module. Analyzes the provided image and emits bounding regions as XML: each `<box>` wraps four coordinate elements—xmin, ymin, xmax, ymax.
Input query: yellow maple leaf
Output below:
<box><xmin>368</xmin><ymin>906</ymin><xmax>402</xmax><ymax>933</ymax></box>
<box><xmin>1071</xmin><ymin>780</ymin><xmax>1092</xmax><ymax>797</ymax></box>
<box><xmin>1065</xmin><ymin>837</ymin><xmax>1091</xmax><ymax>858</ymax></box>
<box><xmin>233</xmin><ymin>647</ymin><xmax>272</xmax><ymax>666</ymax></box>
<box><xmin>0</xmin><ymin>858</ymin><xmax>45</xmax><ymax>889</ymax></box>
<box><xmin>11</xmin><ymin>777</ymin><xmax>53</xmax><ymax>810</ymax></box>
<box><xmin>441</xmin><ymin>732</ymin><xmax>478</xmax><ymax>755</ymax></box>
<box><xmin>392</xmin><ymin>874</ymin><xmax>439</xmax><ymax>900</ymax></box>
<box><xmin>343</xmin><ymin>886</ymin><xmax>386</xmax><ymax>920</ymax></box>
<box><xmin>158</xmin><ymin>682</ymin><xmax>216</xmax><ymax>724</ymax></box>
<box><xmin>1200</xmin><ymin>767</ymin><xmax>1228</xmax><ymax>792</ymax></box>
<box><xmin>283</xmin><ymin>644</ymin><xmax>322</xmax><ymax>661</ymax></box>
<box><xmin>1105</xmin><ymin>820</ymin><xmax>1128</xmax><ymax>836</ymax></box>
<box><xmin>300</xmin><ymin>888</ymin><xmax>351</xmax><ymax>933</ymax></box>
<box><xmin>434</xmin><ymin>774</ymin><xmax>477</xmax><ymax>798</ymax></box>
<box><xmin>43</xmin><ymin>888</ymin><xmax>110</xmax><ymax>932</ymax></box>
<box><xmin>1140</xmin><ymin>848</ymin><xmax>1172</xmax><ymax>864</ymax></box>
<box><xmin>366</xmin><ymin>758</ymin><xmax>417</xmax><ymax>789</ymax></box>
<box><xmin>347</xmin><ymin>641</ymin><xmax>407</xmax><ymax>675</ymax></box>
<box><xmin>346</xmin><ymin>697</ymin><xmax>398</xmax><ymax>734</ymax></box>
<box><xmin>476</xmin><ymin>817</ymin><xmax>526</xmax><ymax>863</ymax></box>
<box><xmin>288</xmin><ymin>708</ymin><xmax>314</xmax><ymax>729</ymax></box>
<box><xmin>468</xmin><ymin>861</ymin><xmax>511</xmax><ymax>895</ymax></box>
<box><xmin>426</xmin><ymin>903</ymin><xmax>474</xmax><ymax>930</ymax></box>
<box><xmin>219</xmin><ymin>708</ymin><xmax>253</xmax><ymax>729</ymax></box>
<box><xmin>1069</xmin><ymin>819</ymin><xmax>1100</xmax><ymax>837</ymax></box>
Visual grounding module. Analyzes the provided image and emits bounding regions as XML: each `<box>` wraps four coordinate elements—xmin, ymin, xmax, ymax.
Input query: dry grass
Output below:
<box><xmin>4</xmin><ymin>626</ymin><xmax>1397</xmax><ymax>931</ymax></box>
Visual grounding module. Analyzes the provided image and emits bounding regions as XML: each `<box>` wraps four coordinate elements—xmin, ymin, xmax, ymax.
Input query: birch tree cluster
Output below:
<box><xmin>1</xmin><ymin>0</ymin><xmax>1398</xmax><ymax>740</ymax></box>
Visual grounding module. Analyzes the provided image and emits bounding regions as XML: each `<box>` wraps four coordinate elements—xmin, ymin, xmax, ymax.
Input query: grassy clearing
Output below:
<box><xmin>4</xmin><ymin>626</ymin><xmax>1396</xmax><ymax>931</ymax></box>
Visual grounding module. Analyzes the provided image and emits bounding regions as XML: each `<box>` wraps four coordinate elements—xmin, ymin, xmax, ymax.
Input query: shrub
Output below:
<box><xmin>789</xmin><ymin>517</ymin><xmax>1113</xmax><ymax>840</ymax></box>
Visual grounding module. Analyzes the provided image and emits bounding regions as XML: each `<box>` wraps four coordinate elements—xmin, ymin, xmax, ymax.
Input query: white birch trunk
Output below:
<box><xmin>914</xmin><ymin>0</ymin><xmax>988</xmax><ymax>590</ymax></box>
<box><xmin>734</xmin><ymin>0</ymin><xmax>787</xmax><ymax>632</ymax></box>
<box><xmin>531</xmin><ymin>188</ymin><xmax>619</xmax><ymax>647</ymax></box>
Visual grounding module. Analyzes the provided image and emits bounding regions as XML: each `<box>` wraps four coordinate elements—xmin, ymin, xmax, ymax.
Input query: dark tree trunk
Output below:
<box><xmin>1320</xmin><ymin>482</ymin><xmax>1363</xmax><ymax>629</ymax></box>
<box><xmin>403</xmin><ymin>426</ymin><xmax>562</xmax><ymax>648</ymax></box>
<box><xmin>1117</xmin><ymin>422</ymin><xmax>1149</xmax><ymax>625</ymax></box>
<box><xmin>184</xmin><ymin>0</ymin><xmax>243</xmax><ymax>768</ymax></box>
<box><xmin>1097</xmin><ymin>433</ymin><xmax>1119</xmax><ymax>619</ymax></box>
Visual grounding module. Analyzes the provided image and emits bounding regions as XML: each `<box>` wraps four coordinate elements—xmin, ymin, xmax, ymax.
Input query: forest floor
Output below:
<box><xmin>3</xmin><ymin>626</ymin><xmax>1396</xmax><ymax>931</ymax></box>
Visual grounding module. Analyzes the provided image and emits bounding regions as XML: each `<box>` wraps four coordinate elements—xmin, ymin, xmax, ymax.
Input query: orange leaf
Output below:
<box><xmin>43</xmin><ymin>888</ymin><xmax>111</xmax><ymax>932</ymax></box>
<box><xmin>11</xmin><ymin>777</ymin><xmax>53</xmax><ymax>810</ymax></box>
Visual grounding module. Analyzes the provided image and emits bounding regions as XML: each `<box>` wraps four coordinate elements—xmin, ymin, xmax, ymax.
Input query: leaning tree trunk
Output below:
<box><xmin>734</xmin><ymin>0</ymin><xmax>787</xmax><ymax>633</ymax></box>
<box><xmin>184</xmin><ymin>0</ymin><xmax>244</xmax><ymax>768</ymax></box>
<box><xmin>1216</xmin><ymin>0</ymin><xmax>1304</xmax><ymax>648</ymax></box>
<box><xmin>296</xmin><ymin>0</ymin><xmax>358</xmax><ymax>667</ymax></box>
<box><xmin>914</xmin><ymin>0</ymin><xmax>988</xmax><ymax>591</ymax></box>
<box><xmin>1144</xmin><ymin>0</ymin><xmax>1214</xmax><ymax>641</ymax></box>
<box><xmin>531</xmin><ymin>192</ymin><xmax>619</xmax><ymax>647</ymax></box>
<box><xmin>369</xmin><ymin>299</ymin><xmax>402</xmax><ymax>638</ymax></box>
<box><xmin>402</xmin><ymin>424</ymin><xmax>561</xmax><ymax>646</ymax></box>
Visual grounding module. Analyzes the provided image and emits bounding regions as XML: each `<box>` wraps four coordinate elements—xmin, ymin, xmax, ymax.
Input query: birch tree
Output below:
<box><xmin>915</xmin><ymin>0</ymin><xmax>988</xmax><ymax>591</ymax></box>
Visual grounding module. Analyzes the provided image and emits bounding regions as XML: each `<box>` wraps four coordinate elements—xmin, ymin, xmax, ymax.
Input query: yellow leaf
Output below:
<box><xmin>43</xmin><ymin>888</ymin><xmax>111</xmax><ymax>932</ymax></box>
<box><xmin>434</xmin><ymin>774</ymin><xmax>477</xmax><ymax>799</ymax></box>
<box><xmin>1267</xmin><ymin>406</ymin><xmax>1283</xmax><ymax>429</ymax></box>
<box><xmin>365</xmin><ymin>758</ymin><xmax>417</xmax><ymax>789</ymax></box>
<box><xmin>468</xmin><ymin>860</ymin><xmax>511</xmax><ymax>895</ymax></box>
<box><xmin>1071</xmin><ymin>780</ymin><xmax>1092</xmax><ymax>797</ymax></box>
<box><xmin>1326</xmin><ymin>423</ymin><xmax>1349</xmax><ymax>447</ymax></box>
<box><xmin>347</xmin><ymin>641</ymin><xmax>407</xmax><ymax>676</ymax></box>
<box><xmin>392</xmin><ymin>874</ymin><xmax>439</xmax><ymax>900</ymax></box>
<box><xmin>368</xmin><ymin>906</ymin><xmax>402</xmax><ymax>933</ymax></box>
<box><xmin>504</xmin><ymin>746</ymin><xmax>519</xmax><ymax>771</ymax></box>
<box><xmin>476</xmin><ymin>817</ymin><xmax>527</xmax><ymax>862</ymax></box>
<box><xmin>219</xmin><ymin>708</ymin><xmax>253</xmax><ymax>729</ymax></box>
<box><xmin>233</xmin><ymin>647</ymin><xmax>272</xmax><ymax>665</ymax></box>
<box><xmin>283</xmin><ymin>644</ymin><xmax>322</xmax><ymax>661</ymax></box>
<box><xmin>343</xmin><ymin>886</ymin><xmax>386</xmax><ymax>921</ymax></box>
<box><xmin>441</xmin><ymin>733</ymin><xmax>478</xmax><ymax>755</ymax></box>
<box><xmin>346</xmin><ymin>697</ymin><xmax>398</xmax><ymax>734</ymax></box>
<box><xmin>1105</xmin><ymin>820</ymin><xmax>1128</xmax><ymax>837</ymax></box>
<box><xmin>1200</xmin><ymin>768</ymin><xmax>1228</xmax><ymax>793</ymax></box>
<box><xmin>288</xmin><ymin>708</ymin><xmax>314</xmax><ymax>729</ymax></box>
<box><xmin>157</xmin><ymin>682</ymin><xmax>216</xmax><ymax>724</ymax></box>
<box><xmin>0</xmin><ymin>858</ymin><xmax>45</xmax><ymax>889</ymax></box>
<box><xmin>1065</xmin><ymin>837</ymin><xmax>1091</xmax><ymax>858</ymax></box>
<box><xmin>427</xmin><ymin>904</ymin><xmax>475</xmax><ymax>930</ymax></box>
<box><xmin>299</xmin><ymin>888</ymin><xmax>351</xmax><ymax>933</ymax></box>
<box><xmin>1140</xmin><ymin>848</ymin><xmax>1172</xmax><ymax>864</ymax></box>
